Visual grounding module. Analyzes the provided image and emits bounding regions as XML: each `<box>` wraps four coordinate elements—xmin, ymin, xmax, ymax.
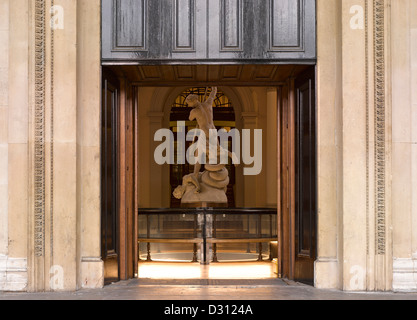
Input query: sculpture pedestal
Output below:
<box><xmin>181</xmin><ymin>202</ymin><xmax>228</xmax><ymax>208</ymax></box>
<box><xmin>180</xmin><ymin>182</ymin><xmax>228</xmax><ymax>208</ymax></box>
<box><xmin>180</xmin><ymin>191</ymin><xmax>228</xmax><ymax>265</ymax></box>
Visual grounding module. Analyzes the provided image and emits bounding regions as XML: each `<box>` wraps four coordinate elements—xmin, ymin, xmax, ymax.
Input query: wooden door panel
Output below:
<box><xmin>114</xmin><ymin>76</ymin><xmax>138</xmax><ymax>281</ymax></box>
<box><xmin>102</xmin><ymin>0</ymin><xmax>316</xmax><ymax>62</ymax></box>
<box><xmin>279</xmin><ymin>83</ymin><xmax>292</xmax><ymax>280</ymax></box>
<box><xmin>101</xmin><ymin>71</ymin><xmax>120</xmax><ymax>284</ymax></box>
<box><xmin>294</xmin><ymin>67</ymin><xmax>316</xmax><ymax>284</ymax></box>
<box><xmin>125</xmin><ymin>82</ymin><xmax>136</xmax><ymax>279</ymax></box>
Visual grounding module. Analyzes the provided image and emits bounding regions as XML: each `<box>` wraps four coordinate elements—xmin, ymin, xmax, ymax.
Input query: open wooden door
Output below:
<box><xmin>294</xmin><ymin>67</ymin><xmax>317</xmax><ymax>284</ymax></box>
<box><xmin>117</xmin><ymin>77</ymin><xmax>137</xmax><ymax>281</ymax></box>
<box><xmin>278</xmin><ymin>82</ymin><xmax>291</xmax><ymax>280</ymax></box>
<box><xmin>278</xmin><ymin>66</ymin><xmax>316</xmax><ymax>284</ymax></box>
<box><xmin>101</xmin><ymin>68</ymin><xmax>138</xmax><ymax>284</ymax></box>
<box><xmin>101</xmin><ymin>70</ymin><xmax>120</xmax><ymax>284</ymax></box>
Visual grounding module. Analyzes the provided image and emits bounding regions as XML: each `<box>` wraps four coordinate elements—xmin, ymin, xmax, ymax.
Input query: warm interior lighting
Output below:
<box><xmin>139</xmin><ymin>263</ymin><xmax>203</xmax><ymax>279</ymax></box>
<box><xmin>138</xmin><ymin>262</ymin><xmax>276</xmax><ymax>280</ymax></box>
<box><xmin>208</xmin><ymin>263</ymin><xmax>275</xmax><ymax>279</ymax></box>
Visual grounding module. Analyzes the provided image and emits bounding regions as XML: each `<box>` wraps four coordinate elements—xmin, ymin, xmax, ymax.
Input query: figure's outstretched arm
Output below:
<box><xmin>205</xmin><ymin>87</ymin><xmax>217</xmax><ymax>107</ymax></box>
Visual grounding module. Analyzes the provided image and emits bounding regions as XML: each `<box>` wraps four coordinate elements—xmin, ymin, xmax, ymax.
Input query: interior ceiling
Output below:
<box><xmin>105</xmin><ymin>64</ymin><xmax>311</xmax><ymax>87</ymax></box>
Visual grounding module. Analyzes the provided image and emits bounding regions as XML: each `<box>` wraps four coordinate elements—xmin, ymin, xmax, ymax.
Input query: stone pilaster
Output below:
<box><xmin>148</xmin><ymin>112</ymin><xmax>165</xmax><ymax>207</ymax></box>
<box><xmin>0</xmin><ymin>0</ymin><xmax>10</xmax><ymax>290</ymax></box>
<box><xmin>0</xmin><ymin>0</ymin><xmax>30</xmax><ymax>292</ymax></box>
<box><xmin>391</xmin><ymin>0</ymin><xmax>417</xmax><ymax>292</ymax></box>
<box><xmin>266</xmin><ymin>88</ymin><xmax>278</xmax><ymax>208</ymax></box>
<box><xmin>241</xmin><ymin>112</ymin><xmax>258</xmax><ymax>207</ymax></box>
<box><xmin>315</xmin><ymin>0</ymin><xmax>343</xmax><ymax>289</ymax></box>
<box><xmin>76</xmin><ymin>0</ymin><xmax>103</xmax><ymax>290</ymax></box>
<box><xmin>27</xmin><ymin>0</ymin><xmax>103</xmax><ymax>292</ymax></box>
<box><xmin>0</xmin><ymin>0</ymin><xmax>9</xmax><ymax>260</ymax></box>
<box><xmin>315</xmin><ymin>0</ymin><xmax>392</xmax><ymax>291</ymax></box>
<box><xmin>341</xmin><ymin>0</ymin><xmax>368</xmax><ymax>291</ymax></box>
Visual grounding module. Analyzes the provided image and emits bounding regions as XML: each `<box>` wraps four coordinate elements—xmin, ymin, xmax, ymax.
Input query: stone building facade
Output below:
<box><xmin>0</xmin><ymin>0</ymin><xmax>416</xmax><ymax>293</ymax></box>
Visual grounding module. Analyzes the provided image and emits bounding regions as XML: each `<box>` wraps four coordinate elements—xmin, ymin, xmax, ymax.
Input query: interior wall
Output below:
<box><xmin>136</xmin><ymin>86</ymin><xmax>277</xmax><ymax>209</ymax></box>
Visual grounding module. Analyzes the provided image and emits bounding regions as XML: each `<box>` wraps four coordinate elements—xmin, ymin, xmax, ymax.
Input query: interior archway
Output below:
<box><xmin>140</xmin><ymin>86</ymin><xmax>258</xmax><ymax>209</ymax></box>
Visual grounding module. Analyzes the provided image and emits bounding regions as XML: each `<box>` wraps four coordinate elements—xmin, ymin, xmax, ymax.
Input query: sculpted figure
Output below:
<box><xmin>186</xmin><ymin>87</ymin><xmax>217</xmax><ymax>186</ymax></box>
<box><xmin>173</xmin><ymin>87</ymin><xmax>237</xmax><ymax>205</ymax></box>
<box><xmin>173</xmin><ymin>173</ymin><xmax>202</xmax><ymax>199</ymax></box>
<box><xmin>186</xmin><ymin>87</ymin><xmax>217</xmax><ymax>138</ymax></box>
<box><xmin>186</xmin><ymin>87</ymin><xmax>236</xmax><ymax>186</ymax></box>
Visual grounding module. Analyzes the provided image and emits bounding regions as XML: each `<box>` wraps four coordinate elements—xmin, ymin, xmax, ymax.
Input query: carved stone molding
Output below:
<box><xmin>33</xmin><ymin>0</ymin><xmax>46</xmax><ymax>258</ymax></box>
<box><xmin>373</xmin><ymin>0</ymin><xmax>386</xmax><ymax>256</ymax></box>
<box><xmin>50</xmin><ymin>0</ymin><xmax>55</xmax><ymax>264</ymax></box>
<box><xmin>33</xmin><ymin>0</ymin><xmax>56</xmax><ymax>261</ymax></box>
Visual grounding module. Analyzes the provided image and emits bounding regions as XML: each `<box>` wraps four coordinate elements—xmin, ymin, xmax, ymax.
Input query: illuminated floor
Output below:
<box><xmin>138</xmin><ymin>261</ymin><xmax>277</xmax><ymax>280</ymax></box>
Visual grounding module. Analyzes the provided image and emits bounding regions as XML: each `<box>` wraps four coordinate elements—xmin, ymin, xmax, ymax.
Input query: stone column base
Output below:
<box><xmin>80</xmin><ymin>257</ymin><xmax>104</xmax><ymax>289</ymax></box>
<box><xmin>0</xmin><ymin>255</ymin><xmax>27</xmax><ymax>291</ymax></box>
<box><xmin>314</xmin><ymin>258</ymin><xmax>340</xmax><ymax>289</ymax></box>
<box><xmin>393</xmin><ymin>258</ymin><xmax>417</xmax><ymax>292</ymax></box>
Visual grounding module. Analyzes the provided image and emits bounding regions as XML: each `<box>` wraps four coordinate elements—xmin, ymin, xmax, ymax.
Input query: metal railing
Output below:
<box><xmin>138</xmin><ymin>208</ymin><xmax>277</xmax><ymax>264</ymax></box>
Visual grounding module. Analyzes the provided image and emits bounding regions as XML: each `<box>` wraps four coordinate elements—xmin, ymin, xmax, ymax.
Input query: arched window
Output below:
<box><xmin>170</xmin><ymin>88</ymin><xmax>236</xmax><ymax>208</ymax></box>
<box><xmin>172</xmin><ymin>87</ymin><xmax>233</xmax><ymax>108</ymax></box>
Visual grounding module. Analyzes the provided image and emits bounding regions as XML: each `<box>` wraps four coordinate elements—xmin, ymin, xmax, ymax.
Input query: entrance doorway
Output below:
<box><xmin>100</xmin><ymin>64</ymin><xmax>317</xmax><ymax>284</ymax></box>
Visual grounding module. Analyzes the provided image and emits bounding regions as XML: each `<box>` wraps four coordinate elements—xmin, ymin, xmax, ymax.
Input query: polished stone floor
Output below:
<box><xmin>1</xmin><ymin>279</ymin><xmax>417</xmax><ymax>300</ymax></box>
<box><xmin>1</xmin><ymin>262</ymin><xmax>417</xmax><ymax>300</ymax></box>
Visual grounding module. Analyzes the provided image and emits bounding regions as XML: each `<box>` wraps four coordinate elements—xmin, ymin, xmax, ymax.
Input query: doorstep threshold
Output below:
<box><xmin>120</xmin><ymin>278</ymin><xmax>305</xmax><ymax>287</ymax></box>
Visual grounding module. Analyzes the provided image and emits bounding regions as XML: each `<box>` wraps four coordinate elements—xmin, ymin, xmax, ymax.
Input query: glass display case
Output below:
<box><xmin>138</xmin><ymin>208</ymin><xmax>277</xmax><ymax>264</ymax></box>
